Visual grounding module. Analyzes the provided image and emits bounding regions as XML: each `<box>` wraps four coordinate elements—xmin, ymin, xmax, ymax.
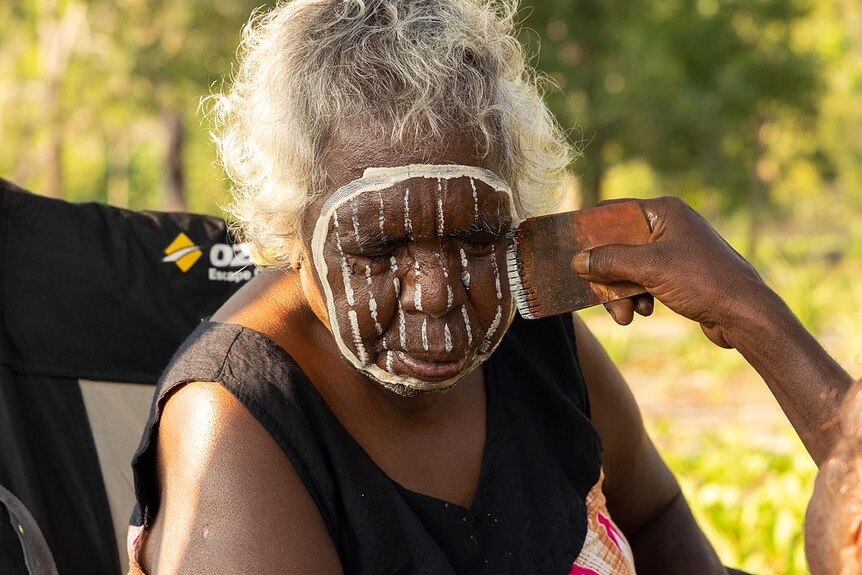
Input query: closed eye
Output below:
<box><xmin>458</xmin><ymin>237</ymin><xmax>496</xmax><ymax>256</ymax></box>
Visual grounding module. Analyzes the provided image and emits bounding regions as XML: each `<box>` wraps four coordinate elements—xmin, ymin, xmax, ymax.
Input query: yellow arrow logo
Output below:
<box><xmin>162</xmin><ymin>233</ymin><xmax>203</xmax><ymax>273</ymax></box>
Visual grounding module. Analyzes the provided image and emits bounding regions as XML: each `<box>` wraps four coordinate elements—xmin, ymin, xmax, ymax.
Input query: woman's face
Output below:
<box><xmin>302</xmin><ymin>131</ymin><xmax>519</xmax><ymax>393</ymax></box>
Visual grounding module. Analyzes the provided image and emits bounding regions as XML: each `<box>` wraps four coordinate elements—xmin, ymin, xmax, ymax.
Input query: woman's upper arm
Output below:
<box><xmin>140</xmin><ymin>381</ymin><xmax>343</xmax><ymax>575</ymax></box>
<box><xmin>570</xmin><ymin>313</ymin><xmax>680</xmax><ymax>534</ymax></box>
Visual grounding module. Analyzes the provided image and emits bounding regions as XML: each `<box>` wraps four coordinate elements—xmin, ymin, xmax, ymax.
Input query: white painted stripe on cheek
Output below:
<box><xmin>480</xmin><ymin>304</ymin><xmax>503</xmax><ymax>353</ymax></box>
<box><xmin>444</xmin><ymin>324</ymin><xmax>452</xmax><ymax>353</ymax></box>
<box><xmin>414</xmin><ymin>283</ymin><xmax>423</xmax><ymax>311</ymax></box>
<box><xmin>422</xmin><ymin>318</ymin><xmax>429</xmax><ymax>351</ymax></box>
<box><xmin>366</xmin><ymin>265</ymin><xmax>382</xmax><ymax>335</ymax></box>
<box><xmin>398</xmin><ymin>300</ymin><xmax>407</xmax><ymax>350</ymax></box>
<box><xmin>413</xmin><ymin>260</ymin><xmax>423</xmax><ymax>311</ymax></box>
<box><xmin>332</xmin><ymin>210</ymin><xmax>355</xmax><ymax>306</ymax></box>
<box><xmin>459</xmin><ymin>248</ymin><xmax>471</xmax><ymax>288</ymax></box>
<box><xmin>386</xmin><ymin>350</ymin><xmax>394</xmax><ymax>373</ymax></box>
<box><xmin>446</xmin><ymin>285</ymin><xmax>454</xmax><ymax>310</ymax></box>
<box><xmin>491</xmin><ymin>244</ymin><xmax>502</xmax><ymax>300</ymax></box>
<box><xmin>348</xmin><ymin>309</ymin><xmax>368</xmax><ymax>363</ymax></box>
<box><xmin>461</xmin><ymin>305</ymin><xmax>473</xmax><ymax>347</ymax></box>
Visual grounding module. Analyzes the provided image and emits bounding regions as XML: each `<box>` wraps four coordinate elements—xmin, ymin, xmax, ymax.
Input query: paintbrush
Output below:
<box><xmin>507</xmin><ymin>201</ymin><xmax>653</xmax><ymax>319</ymax></box>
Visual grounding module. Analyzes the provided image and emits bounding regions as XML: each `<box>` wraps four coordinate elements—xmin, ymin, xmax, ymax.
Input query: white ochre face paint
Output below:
<box><xmin>311</xmin><ymin>164</ymin><xmax>521</xmax><ymax>392</ymax></box>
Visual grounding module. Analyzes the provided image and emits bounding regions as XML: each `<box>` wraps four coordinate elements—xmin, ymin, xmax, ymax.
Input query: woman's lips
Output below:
<box><xmin>392</xmin><ymin>350</ymin><xmax>464</xmax><ymax>380</ymax></box>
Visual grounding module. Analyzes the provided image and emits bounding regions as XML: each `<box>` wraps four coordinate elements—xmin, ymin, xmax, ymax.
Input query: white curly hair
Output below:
<box><xmin>209</xmin><ymin>0</ymin><xmax>573</xmax><ymax>267</ymax></box>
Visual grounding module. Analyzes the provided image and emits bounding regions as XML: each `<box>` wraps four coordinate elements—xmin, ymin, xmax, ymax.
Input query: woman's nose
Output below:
<box><xmin>401</xmin><ymin>252</ymin><xmax>466</xmax><ymax>318</ymax></box>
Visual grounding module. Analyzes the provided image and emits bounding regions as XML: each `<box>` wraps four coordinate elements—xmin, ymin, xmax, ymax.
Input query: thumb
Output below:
<box><xmin>571</xmin><ymin>243</ymin><xmax>654</xmax><ymax>285</ymax></box>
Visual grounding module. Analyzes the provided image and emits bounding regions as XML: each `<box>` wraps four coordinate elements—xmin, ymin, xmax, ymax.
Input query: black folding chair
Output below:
<box><xmin>0</xmin><ymin>179</ymin><xmax>251</xmax><ymax>574</ymax></box>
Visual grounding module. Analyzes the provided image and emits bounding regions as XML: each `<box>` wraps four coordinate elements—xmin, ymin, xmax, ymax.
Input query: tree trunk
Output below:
<box><xmin>38</xmin><ymin>0</ymin><xmax>85</xmax><ymax>198</ymax></box>
<box><xmin>579</xmin><ymin>139</ymin><xmax>604</xmax><ymax>209</ymax></box>
<box><xmin>746</xmin><ymin>116</ymin><xmax>769</xmax><ymax>259</ymax></box>
<box><xmin>106</xmin><ymin>131</ymin><xmax>130</xmax><ymax>208</ymax></box>
<box><xmin>164</xmin><ymin>110</ymin><xmax>187</xmax><ymax>211</ymax></box>
<box><xmin>45</xmin><ymin>76</ymin><xmax>63</xmax><ymax>199</ymax></box>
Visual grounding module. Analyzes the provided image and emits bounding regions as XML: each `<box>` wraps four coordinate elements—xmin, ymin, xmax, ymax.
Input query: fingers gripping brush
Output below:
<box><xmin>507</xmin><ymin>201</ymin><xmax>653</xmax><ymax>319</ymax></box>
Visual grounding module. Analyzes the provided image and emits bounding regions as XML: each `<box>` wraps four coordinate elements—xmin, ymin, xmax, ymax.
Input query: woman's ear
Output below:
<box><xmin>286</xmin><ymin>244</ymin><xmax>306</xmax><ymax>270</ymax></box>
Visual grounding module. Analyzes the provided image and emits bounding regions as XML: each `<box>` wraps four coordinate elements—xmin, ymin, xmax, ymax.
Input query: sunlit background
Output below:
<box><xmin>2</xmin><ymin>1</ymin><xmax>861</xmax><ymax>573</ymax></box>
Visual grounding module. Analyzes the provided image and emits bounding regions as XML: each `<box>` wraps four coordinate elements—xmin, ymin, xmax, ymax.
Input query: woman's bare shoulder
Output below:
<box><xmin>139</xmin><ymin>381</ymin><xmax>343</xmax><ymax>575</ymax></box>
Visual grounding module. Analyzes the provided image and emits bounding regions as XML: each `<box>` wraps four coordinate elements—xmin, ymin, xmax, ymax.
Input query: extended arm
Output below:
<box><xmin>573</xmin><ymin>197</ymin><xmax>853</xmax><ymax>465</ymax></box>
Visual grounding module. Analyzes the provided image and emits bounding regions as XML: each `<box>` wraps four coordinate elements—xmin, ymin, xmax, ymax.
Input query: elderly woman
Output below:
<box><xmin>128</xmin><ymin>1</ymin><xmax>851</xmax><ymax>573</ymax></box>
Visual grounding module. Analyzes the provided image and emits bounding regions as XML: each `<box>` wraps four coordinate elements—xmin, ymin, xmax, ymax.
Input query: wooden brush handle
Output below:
<box><xmin>512</xmin><ymin>201</ymin><xmax>653</xmax><ymax>318</ymax></box>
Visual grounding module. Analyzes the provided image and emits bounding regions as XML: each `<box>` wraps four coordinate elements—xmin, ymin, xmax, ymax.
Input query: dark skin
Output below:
<box><xmin>573</xmin><ymin>196</ymin><xmax>853</xmax><ymax>465</ymax></box>
<box><xmin>574</xmin><ymin>196</ymin><xmax>859</xmax><ymax>574</ymax></box>
<box><xmin>140</xmin><ymin>131</ymin><xmax>727</xmax><ymax>573</ymax></box>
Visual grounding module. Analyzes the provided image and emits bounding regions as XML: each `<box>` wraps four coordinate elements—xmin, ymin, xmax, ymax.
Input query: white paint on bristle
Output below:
<box><xmin>444</xmin><ymin>324</ymin><xmax>453</xmax><ymax>353</ymax></box>
<box><xmin>506</xmin><ymin>242</ymin><xmax>532</xmax><ymax>319</ymax></box>
<box><xmin>348</xmin><ymin>310</ymin><xmax>368</xmax><ymax>363</ymax></box>
<box><xmin>421</xmin><ymin>318</ymin><xmax>429</xmax><ymax>351</ymax></box>
<box><xmin>461</xmin><ymin>306</ymin><xmax>473</xmax><ymax>346</ymax></box>
<box><xmin>459</xmin><ymin>248</ymin><xmax>471</xmax><ymax>288</ymax></box>
<box><xmin>332</xmin><ymin>210</ymin><xmax>355</xmax><ymax>306</ymax></box>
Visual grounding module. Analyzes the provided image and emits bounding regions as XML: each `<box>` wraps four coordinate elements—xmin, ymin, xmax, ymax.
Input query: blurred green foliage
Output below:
<box><xmin>655</xmin><ymin>422</ymin><xmax>817</xmax><ymax>575</ymax></box>
<box><xmin>1</xmin><ymin>1</ymin><xmax>861</xmax><ymax>573</ymax></box>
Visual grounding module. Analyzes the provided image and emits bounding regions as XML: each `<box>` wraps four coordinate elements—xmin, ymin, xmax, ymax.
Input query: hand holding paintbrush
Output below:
<box><xmin>507</xmin><ymin>200</ymin><xmax>655</xmax><ymax>320</ymax></box>
<box><xmin>507</xmin><ymin>196</ymin><xmax>765</xmax><ymax>344</ymax></box>
<box><xmin>510</xmin><ymin>195</ymin><xmax>853</xmax><ymax>465</ymax></box>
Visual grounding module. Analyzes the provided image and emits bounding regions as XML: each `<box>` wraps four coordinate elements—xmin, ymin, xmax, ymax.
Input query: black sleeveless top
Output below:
<box><xmin>131</xmin><ymin>314</ymin><xmax>604</xmax><ymax>574</ymax></box>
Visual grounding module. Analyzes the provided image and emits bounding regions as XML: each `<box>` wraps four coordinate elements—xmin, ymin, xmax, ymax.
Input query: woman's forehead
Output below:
<box><xmin>321</xmin><ymin>165</ymin><xmax>513</xmax><ymax>213</ymax></box>
<box><xmin>316</xmin><ymin>165</ymin><xmax>518</xmax><ymax>240</ymax></box>
<box><xmin>337</xmin><ymin>178</ymin><xmax>512</xmax><ymax>246</ymax></box>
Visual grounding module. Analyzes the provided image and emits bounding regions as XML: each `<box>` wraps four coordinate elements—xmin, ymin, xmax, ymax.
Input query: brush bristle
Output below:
<box><xmin>506</xmin><ymin>232</ymin><xmax>542</xmax><ymax>319</ymax></box>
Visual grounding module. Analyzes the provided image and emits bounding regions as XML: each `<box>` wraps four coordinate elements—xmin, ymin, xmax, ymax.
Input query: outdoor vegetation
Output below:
<box><xmin>2</xmin><ymin>1</ymin><xmax>861</xmax><ymax>573</ymax></box>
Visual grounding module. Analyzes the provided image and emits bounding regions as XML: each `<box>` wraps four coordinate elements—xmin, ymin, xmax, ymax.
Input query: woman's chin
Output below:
<box><xmin>359</xmin><ymin>349</ymin><xmax>483</xmax><ymax>392</ymax></box>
